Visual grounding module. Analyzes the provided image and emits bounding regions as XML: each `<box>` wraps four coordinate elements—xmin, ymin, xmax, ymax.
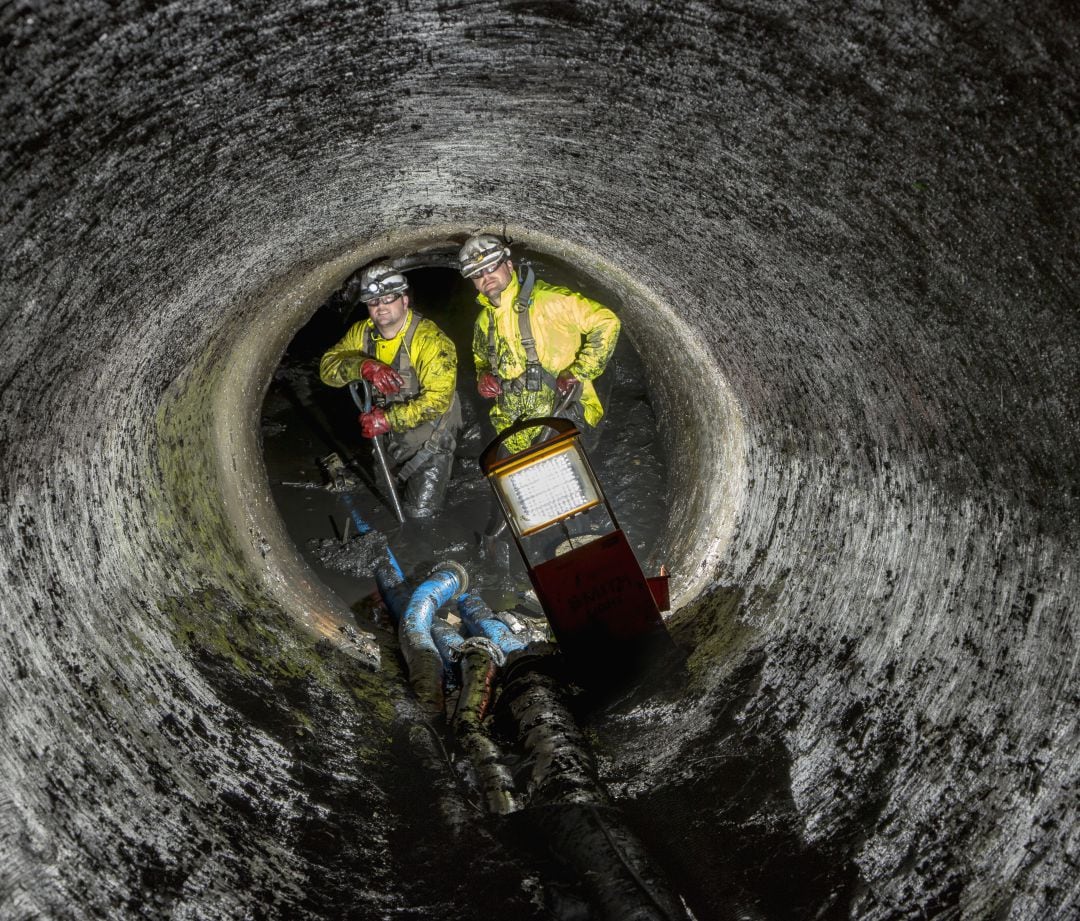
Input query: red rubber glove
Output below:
<box><xmin>359</xmin><ymin>408</ymin><xmax>391</xmax><ymax>438</ymax></box>
<box><xmin>477</xmin><ymin>371</ymin><xmax>502</xmax><ymax>399</ymax></box>
<box><xmin>360</xmin><ymin>359</ymin><xmax>404</xmax><ymax>395</ymax></box>
<box><xmin>556</xmin><ymin>371</ymin><xmax>580</xmax><ymax>398</ymax></box>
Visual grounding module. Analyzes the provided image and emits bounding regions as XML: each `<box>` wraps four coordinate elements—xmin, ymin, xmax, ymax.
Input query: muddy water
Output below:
<box><xmin>262</xmin><ymin>263</ymin><xmax>671</xmax><ymax>622</ymax></box>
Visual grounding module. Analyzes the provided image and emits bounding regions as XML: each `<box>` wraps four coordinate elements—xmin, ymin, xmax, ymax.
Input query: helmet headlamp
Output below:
<box><xmin>358</xmin><ymin>263</ymin><xmax>409</xmax><ymax>303</ymax></box>
<box><xmin>459</xmin><ymin>234</ymin><xmax>511</xmax><ymax>278</ymax></box>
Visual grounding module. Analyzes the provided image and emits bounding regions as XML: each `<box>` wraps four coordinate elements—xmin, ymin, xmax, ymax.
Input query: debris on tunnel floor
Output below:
<box><xmin>311</xmin><ymin>530</ymin><xmax>393</xmax><ymax>581</ymax></box>
<box><xmin>302</xmin><ymin>452</ymin><xmax>830</xmax><ymax>919</ymax></box>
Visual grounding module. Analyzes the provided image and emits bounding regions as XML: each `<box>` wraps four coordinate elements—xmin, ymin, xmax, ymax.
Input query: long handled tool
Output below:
<box><xmin>350</xmin><ymin>381</ymin><xmax>407</xmax><ymax>523</ymax></box>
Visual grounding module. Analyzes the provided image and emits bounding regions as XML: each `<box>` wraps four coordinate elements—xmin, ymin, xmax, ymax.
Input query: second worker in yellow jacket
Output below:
<box><xmin>458</xmin><ymin>234</ymin><xmax>621</xmax><ymax>454</ymax></box>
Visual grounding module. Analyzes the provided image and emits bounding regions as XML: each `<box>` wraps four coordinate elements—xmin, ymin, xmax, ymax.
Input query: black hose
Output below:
<box><xmin>495</xmin><ymin>655</ymin><xmax>690</xmax><ymax>921</ymax></box>
<box><xmin>452</xmin><ymin>640</ymin><xmax>518</xmax><ymax>815</ymax></box>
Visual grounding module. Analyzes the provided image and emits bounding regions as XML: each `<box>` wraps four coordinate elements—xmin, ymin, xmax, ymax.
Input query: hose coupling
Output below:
<box><xmin>454</xmin><ymin>636</ymin><xmax>506</xmax><ymax>667</ymax></box>
<box><xmin>430</xmin><ymin>559</ymin><xmax>469</xmax><ymax>598</ymax></box>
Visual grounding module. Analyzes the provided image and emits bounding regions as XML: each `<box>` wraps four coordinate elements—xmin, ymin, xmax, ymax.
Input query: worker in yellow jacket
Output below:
<box><xmin>458</xmin><ymin>234</ymin><xmax>620</xmax><ymax>454</ymax></box>
<box><xmin>320</xmin><ymin>263</ymin><xmax>461</xmax><ymax>517</ymax></box>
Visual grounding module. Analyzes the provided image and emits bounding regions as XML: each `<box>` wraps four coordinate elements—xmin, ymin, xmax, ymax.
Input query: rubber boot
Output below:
<box><xmin>402</xmin><ymin>450</ymin><xmax>454</xmax><ymax>518</ymax></box>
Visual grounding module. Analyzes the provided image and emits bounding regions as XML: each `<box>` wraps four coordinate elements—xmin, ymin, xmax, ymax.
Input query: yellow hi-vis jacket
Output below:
<box><xmin>320</xmin><ymin>310</ymin><xmax>457</xmax><ymax>433</ymax></box>
<box><xmin>472</xmin><ymin>272</ymin><xmax>620</xmax><ymax>453</ymax></box>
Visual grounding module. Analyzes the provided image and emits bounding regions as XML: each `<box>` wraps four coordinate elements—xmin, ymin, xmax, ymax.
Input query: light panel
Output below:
<box><xmin>493</xmin><ymin>442</ymin><xmax>601</xmax><ymax>535</ymax></box>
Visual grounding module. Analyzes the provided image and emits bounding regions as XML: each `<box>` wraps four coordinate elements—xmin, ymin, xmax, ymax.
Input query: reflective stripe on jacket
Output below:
<box><xmin>319</xmin><ymin>310</ymin><xmax>458</xmax><ymax>433</ymax></box>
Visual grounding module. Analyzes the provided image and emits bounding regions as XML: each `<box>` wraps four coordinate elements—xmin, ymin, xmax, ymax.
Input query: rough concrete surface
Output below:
<box><xmin>1</xmin><ymin>1</ymin><xmax>1076</xmax><ymax>918</ymax></box>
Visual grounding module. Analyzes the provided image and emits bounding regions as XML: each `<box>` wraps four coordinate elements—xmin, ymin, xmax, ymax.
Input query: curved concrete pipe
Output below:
<box><xmin>1</xmin><ymin>2</ymin><xmax>1077</xmax><ymax>918</ymax></box>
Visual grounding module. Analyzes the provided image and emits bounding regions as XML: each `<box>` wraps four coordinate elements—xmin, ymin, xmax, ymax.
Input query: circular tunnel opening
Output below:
<box><xmin>240</xmin><ymin>235</ymin><xmax>769</xmax><ymax>918</ymax></box>
<box><xmin>162</xmin><ymin>224</ymin><xmax>756</xmax><ymax>916</ymax></box>
<box><xmin>258</xmin><ymin>238</ymin><xmax>716</xmax><ymax>625</ymax></box>
<box><xmin>210</xmin><ymin>222</ymin><xmax>748</xmax><ymax>669</ymax></box>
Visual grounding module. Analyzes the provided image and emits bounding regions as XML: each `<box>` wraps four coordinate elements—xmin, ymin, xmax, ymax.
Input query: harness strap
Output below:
<box><xmin>363</xmin><ymin>311</ymin><xmax>423</xmax><ymax>403</ymax></box>
<box><xmin>486</xmin><ymin>312</ymin><xmax>498</xmax><ymax>373</ymax></box>
<box><xmin>486</xmin><ymin>263</ymin><xmax>555</xmax><ymax>393</ymax></box>
<box><xmin>516</xmin><ymin>304</ymin><xmax>541</xmax><ymax>369</ymax></box>
<box><xmin>513</xmin><ymin>262</ymin><xmax>536</xmax><ymax>313</ymax></box>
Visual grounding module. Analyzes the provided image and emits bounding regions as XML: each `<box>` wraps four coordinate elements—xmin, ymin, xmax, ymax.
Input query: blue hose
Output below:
<box><xmin>340</xmin><ymin>497</ymin><xmax>467</xmax><ymax>710</ymax></box>
<box><xmin>396</xmin><ymin>562</ymin><xmax>468</xmax><ymax>712</ymax></box>
<box><xmin>431</xmin><ymin>617</ymin><xmax>467</xmax><ymax>665</ymax></box>
<box><xmin>337</xmin><ymin>491</ymin><xmax>410</xmax><ymax>621</ymax></box>
<box><xmin>400</xmin><ymin>566</ymin><xmax>466</xmax><ymax>659</ymax></box>
<box><xmin>457</xmin><ymin>591</ymin><xmax>529</xmax><ymax>657</ymax></box>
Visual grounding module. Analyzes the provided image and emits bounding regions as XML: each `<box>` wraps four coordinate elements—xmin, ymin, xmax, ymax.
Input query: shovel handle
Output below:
<box><xmin>350</xmin><ymin>381</ymin><xmax>407</xmax><ymax>523</ymax></box>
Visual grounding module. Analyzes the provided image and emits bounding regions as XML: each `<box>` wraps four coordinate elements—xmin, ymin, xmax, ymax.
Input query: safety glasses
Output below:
<box><xmin>365</xmin><ymin>293</ymin><xmax>403</xmax><ymax>306</ymax></box>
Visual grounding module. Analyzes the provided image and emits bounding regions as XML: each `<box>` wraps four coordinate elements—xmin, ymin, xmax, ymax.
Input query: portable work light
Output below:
<box><xmin>480</xmin><ymin>418</ymin><xmax>674</xmax><ymax>679</ymax></box>
<box><xmin>489</xmin><ymin>433</ymin><xmax>601</xmax><ymax>536</ymax></box>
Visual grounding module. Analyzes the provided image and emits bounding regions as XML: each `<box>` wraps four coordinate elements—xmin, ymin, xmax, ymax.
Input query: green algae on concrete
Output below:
<box><xmin>151</xmin><ymin>307</ymin><xmax>381</xmax><ymax>665</ymax></box>
<box><xmin>165</xmin><ymin>585</ymin><xmax>392</xmax><ymax>714</ymax></box>
<box><xmin>669</xmin><ymin>583</ymin><xmax>757</xmax><ymax>689</ymax></box>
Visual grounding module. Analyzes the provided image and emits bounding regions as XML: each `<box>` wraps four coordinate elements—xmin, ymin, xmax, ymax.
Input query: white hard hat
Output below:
<box><xmin>458</xmin><ymin>234</ymin><xmax>511</xmax><ymax>278</ymax></box>
<box><xmin>358</xmin><ymin>263</ymin><xmax>409</xmax><ymax>302</ymax></box>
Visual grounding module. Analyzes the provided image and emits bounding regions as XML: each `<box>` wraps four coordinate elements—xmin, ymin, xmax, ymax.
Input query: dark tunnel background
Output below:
<box><xmin>1</xmin><ymin>1</ymin><xmax>1077</xmax><ymax>919</ymax></box>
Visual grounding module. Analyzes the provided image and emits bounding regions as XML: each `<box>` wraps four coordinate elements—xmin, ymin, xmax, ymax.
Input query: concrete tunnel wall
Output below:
<box><xmin>1</xmin><ymin>1</ymin><xmax>1076</xmax><ymax>918</ymax></box>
